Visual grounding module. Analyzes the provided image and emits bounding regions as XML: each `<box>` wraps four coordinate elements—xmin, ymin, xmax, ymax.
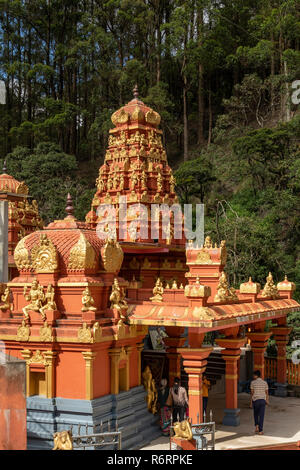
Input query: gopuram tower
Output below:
<box><xmin>86</xmin><ymin>86</ymin><xmax>183</xmax><ymax>246</ymax></box>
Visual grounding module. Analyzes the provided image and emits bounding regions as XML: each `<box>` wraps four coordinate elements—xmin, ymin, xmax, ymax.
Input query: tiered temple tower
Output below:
<box><xmin>86</xmin><ymin>86</ymin><xmax>183</xmax><ymax>246</ymax></box>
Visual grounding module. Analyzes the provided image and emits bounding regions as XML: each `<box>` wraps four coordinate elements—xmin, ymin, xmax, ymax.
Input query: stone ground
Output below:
<box><xmin>140</xmin><ymin>392</ymin><xmax>300</xmax><ymax>450</ymax></box>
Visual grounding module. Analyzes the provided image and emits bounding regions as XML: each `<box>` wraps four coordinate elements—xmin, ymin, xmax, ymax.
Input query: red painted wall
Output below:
<box><xmin>0</xmin><ymin>356</ymin><xmax>27</xmax><ymax>450</ymax></box>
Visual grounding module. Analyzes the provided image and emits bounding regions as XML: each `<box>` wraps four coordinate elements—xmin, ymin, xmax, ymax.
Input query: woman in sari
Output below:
<box><xmin>158</xmin><ymin>378</ymin><xmax>171</xmax><ymax>436</ymax></box>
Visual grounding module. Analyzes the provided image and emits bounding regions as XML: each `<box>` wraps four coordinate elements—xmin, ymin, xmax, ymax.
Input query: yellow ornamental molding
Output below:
<box><xmin>14</xmin><ymin>236</ymin><xmax>31</xmax><ymax>271</ymax></box>
<box><xmin>31</xmin><ymin>233</ymin><xmax>58</xmax><ymax>273</ymax></box>
<box><xmin>27</xmin><ymin>349</ymin><xmax>47</xmax><ymax>365</ymax></box>
<box><xmin>68</xmin><ymin>232</ymin><xmax>96</xmax><ymax>270</ymax></box>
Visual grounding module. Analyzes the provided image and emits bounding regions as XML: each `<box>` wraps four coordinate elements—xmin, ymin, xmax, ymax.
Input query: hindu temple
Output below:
<box><xmin>0</xmin><ymin>88</ymin><xmax>298</xmax><ymax>449</ymax></box>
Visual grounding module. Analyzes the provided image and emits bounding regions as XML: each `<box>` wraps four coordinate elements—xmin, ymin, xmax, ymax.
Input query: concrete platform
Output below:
<box><xmin>141</xmin><ymin>393</ymin><xmax>300</xmax><ymax>450</ymax></box>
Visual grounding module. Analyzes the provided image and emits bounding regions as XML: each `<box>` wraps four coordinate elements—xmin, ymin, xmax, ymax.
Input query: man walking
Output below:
<box><xmin>169</xmin><ymin>377</ymin><xmax>188</xmax><ymax>423</ymax></box>
<box><xmin>250</xmin><ymin>370</ymin><xmax>269</xmax><ymax>435</ymax></box>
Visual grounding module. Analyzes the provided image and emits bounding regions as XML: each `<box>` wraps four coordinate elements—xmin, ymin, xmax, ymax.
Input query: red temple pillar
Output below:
<box><xmin>215</xmin><ymin>337</ymin><xmax>246</xmax><ymax>426</ymax></box>
<box><xmin>247</xmin><ymin>331</ymin><xmax>272</xmax><ymax>379</ymax></box>
<box><xmin>179</xmin><ymin>347</ymin><xmax>213</xmax><ymax>424</ymax></box>
<box><xmin>164</xmin><ymin>327</ymin><xmax>186</xmax><ymax>387</ymax></box>
<box><xmin>270</xmin><ymin>324</ymin><xmax>291</xmax><ymax>397</ymax></box>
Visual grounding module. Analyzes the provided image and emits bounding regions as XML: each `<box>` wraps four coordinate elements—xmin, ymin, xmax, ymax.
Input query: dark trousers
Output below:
<box><xmin>253</xmin><ymin>399</ymin><xmax>266</xmax><ymax>432</ymax></box>
<box><xmin>203</xmin><ymin>397</ymin><xmax>208</xmax><ymax>415</ymax></box>
<box><xmin>173</xmin><ymin>406</ymin><xmax>185</xmax><ymax>423</ymax></box>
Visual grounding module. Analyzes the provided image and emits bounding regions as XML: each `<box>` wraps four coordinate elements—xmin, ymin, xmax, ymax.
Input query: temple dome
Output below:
<box><xmin>13</xmin><ymin>195</ymin><xmax>124</xmax><ymax>275</ymax></box>
<box><xmin>0</xmin><ymin>172</ymin><xmax>28</xmax><ymax>195</ymax></box>
<box><xmin>111</xmin><ymin>86</ymin><xmax>160</xmax><ymax>128</ymax></box>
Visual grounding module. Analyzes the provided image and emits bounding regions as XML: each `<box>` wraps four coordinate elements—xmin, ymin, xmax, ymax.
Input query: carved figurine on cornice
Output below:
<box><xmin>129</xmin><ymin>190</ymin><xmax>138</xmax><ymax>202</ymax></box>
<box><xmin>78</xmin><ymin>322</ymin><xmax>93</xmax><ymax>343</ymax></box>
<box><xmin>110</xmin><ymin>278</ymin><xmax>128</xmax><ymax>320</ymax></box>
<box><xmin>23</xmin><ymin>279</ymin><xmax>45</xmax><ymax>321</ymax></box>
<box><xmin>31</xmin><ymin>233</ymin><xmax>58</xmax><ymax>273</ymax></box>
<box><xmin>261</xmin><ymin>272</ymin><xmax>279</xmax><ymax>299</ymax></box>
<box><xmin>40</xmin><ymin>321</ymin><xmax>54</xmax><ymax>342</ymax></box>
<box><xmin>203</xmin><ymin>236</ymin><xmax>212</xmax><ymax>249</ymax></box>
<box><xmin>172</xmin><ymin>280</ymin><xmax>178</xmax><ymax>289</ymax></box>
<box><xmin>81</xmin><ymin>287</ymin><xmax>97</xmax><ymax>312</ymax></box>
<box><xmin>40</xmin><ymin>284</ymin><xmax>57</xmax><ymax>320</ymax></box>
<box><xmin>214</xmin><ymin>271</ymin><xmax>238</xmax><ymax>302</ymax></box>
<box><xmin>17</xmin><ymin>320</ymin><xmax>30</xmax><ymax>341</ymax></box>
<box><xmin>141</xmin><ymin>190</ymin><xmax>148</xmax><ymax>203</ymax></box>
<box><xmin>0</xmin><ymin>286</ymin><xmax>11</xmax><ymax>312</ymax></box>
<box><xmin>150</xmin><ymin>278</ymin><xmax>164</xmax><ymax>303</ymax></box>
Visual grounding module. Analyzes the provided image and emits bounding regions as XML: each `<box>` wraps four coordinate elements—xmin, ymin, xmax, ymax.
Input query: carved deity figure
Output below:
<box><xmin>169</xmin><ymin>174</ymin><xmax>176</xmax><ymax>193</ymax></box>
<box><xmin>53</xmin><ymin>431</ymin><xmax>73</xmax><ymax>450</ymax></box>
<box><xmin>130</xmin><ymin>171</ymin><xmax>138</xmax><ymax>190</ymax></box>
<box><xmin>157</xmin><ymin>172</ymin><xmax>163</xmax><ymax>192</ymax></box>
<box><xmin>40</xmin><ymin>284</ymin><xmax>57</xmax><ymax>320</ymax></box>
<box><xmin>110</xmin><ymin>278</ymin><xmax>128</xmax><ymax>319</ymax></box>
<box><xmin>173</xmin><ymin>420</ymin><xmax>193</xmax><ymax>441</ymax></box>
<box><xmin>23</xmin><ymin>279</ymin><xmax>45</xmax><ymax>321</ymax></box>
<box><xmin>214</xmin><ymin>271</ymin><xmax>238</xmax><ymax>302</ymax></box>
<box><xmin>0</xmin><ymin>286</ymin><xmax>11</xmax><ymax>311</ymax></box>
<box><xmin>262</xmin><ymin>272</ymin><xmax>279</xmax><ymax>299</ymax></box>
<box><xmin>150</xmin><ymin>278</ymin><xmax>164</xmax><ymax>303</ymax></box>
<box><xmin>142</xmin><ymin>366</ymin><xmax>158</xmax><ymax>414</ymax></box>
<box><xmin>203</xmin><ymin>236</ymin><xmax>212</xmax><ymax>249</ymax></box>
<box><xmin>81</xmin><ymin>287</ymin><xmax>97</xmax><ymax>312</ymax></box>
<box><xmin>141</xmin><ymin>170</ymin><xmax>147</xmax><ymax>190</ymax></box>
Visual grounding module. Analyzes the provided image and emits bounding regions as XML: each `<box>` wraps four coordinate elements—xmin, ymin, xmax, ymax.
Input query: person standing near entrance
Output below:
<box><xmin>250</xmin><ymin>370</ymin><xmax>269</xmax><ymax>435</ymax></box>
<box><xmin>169</xmin><ymin>377</ymin><xmax>188</xmax><ymax>423</ymax></box>
<box><xmin>158</xmin><ymin>378</ymin><xmax>171</xmax><ymax>436</ymax></box>
<box><xmin>202</xmin><ymin>373</ymin><xmax>210</xmax><ymax>417</ymax></box>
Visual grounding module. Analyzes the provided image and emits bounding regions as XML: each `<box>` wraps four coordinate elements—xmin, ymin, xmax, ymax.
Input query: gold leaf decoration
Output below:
<box><xmin>101</xmin><ymin>239</ymin><xmax>124</xmax><ymax>273</ymax></box>
<box><xmin>131</xmin><ymin>105</ymin><xmax>144</xmax><ymax>121</ymax></box>
<box><xmin>14</xmin><ymin>236</ymin><xmax>31</xmax><ymax>271</ymax></box>
<box><xmin>145</xmin><ymin>110</ymin><xmax>161</xmax><ymax>126</ymax></box>
<box><xmin>196</xmin><ymin>249</ymin><xmax>212</xmax><ymax>264</ymax></box>
<box><xmin>31</xmin><ymin>233</ymin><xmax>58</xmax><ymax>273</ymax></box>
<box><xmin>16</xmin><ymin>320</ymin><xmax>31</xmax><ymax>341</ymax></box>
<box><xmin>68</xmin><ymin>233</ymin><xmax>96</xmax><ymax>270</ymax></box>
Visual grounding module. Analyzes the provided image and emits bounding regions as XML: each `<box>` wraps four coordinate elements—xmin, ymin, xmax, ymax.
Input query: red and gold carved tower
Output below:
<box><xmin>86</xmin><ymin>86</ymin><xmax>184</xmax><ymax>247</ymax></box>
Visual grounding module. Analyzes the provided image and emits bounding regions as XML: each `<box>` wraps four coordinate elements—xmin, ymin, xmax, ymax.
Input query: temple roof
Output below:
<box><xmin>13</xmin><ymin>195</ymin><xmax>124</xmax><ymax>275</ymax></box>
<box><xmin>110</xmin><ymin>85</ymin><xmax>161</xmax><ymax>129</ymax></box>
<box><xmin>127</xmin><ymin>297</ymin><xmax>299</xmax><ymax>330</ymax></box>
<box><xmin>0</xmin><ymin>172</ymin><xmax>28</xmax><ymax>195</ymax></box>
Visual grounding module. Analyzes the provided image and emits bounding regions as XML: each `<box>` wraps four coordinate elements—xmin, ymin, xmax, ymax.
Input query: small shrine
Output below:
<box><xmin>0</xmin><ymin>88</ymin><xmax>298</xmax><ymax>449</ymax></box>
<box><xmin>0</xmin><ymin>161</ymin><xmax>43</xmax><ymax>280</ymax></box>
